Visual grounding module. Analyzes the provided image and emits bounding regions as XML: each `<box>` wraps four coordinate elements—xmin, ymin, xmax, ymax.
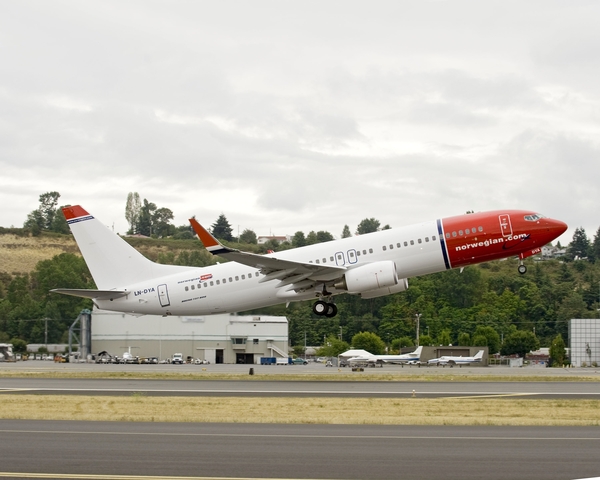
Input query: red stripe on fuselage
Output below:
<box><xmin>441</xmin><ymin>210</ymin><xmax>567</xmax><ymax>268</ymax></box>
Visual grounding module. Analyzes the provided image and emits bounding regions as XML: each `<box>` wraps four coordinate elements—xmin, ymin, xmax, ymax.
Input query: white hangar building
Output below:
<box><xmin>91</xmin><ymin>309</ymin><xmax>289</xmax><ymax>364</ymax></box>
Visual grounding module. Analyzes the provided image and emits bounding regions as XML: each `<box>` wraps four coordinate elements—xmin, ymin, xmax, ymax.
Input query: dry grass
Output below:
<box><xmin>0</xmin><ymin>234</ymin><xmax>79</xmax><ymax>274</ymax></box>
<box><xmin>0</xmin><ymin>395</ymin><xmax>598</xmax><ymax>426</ymax></box>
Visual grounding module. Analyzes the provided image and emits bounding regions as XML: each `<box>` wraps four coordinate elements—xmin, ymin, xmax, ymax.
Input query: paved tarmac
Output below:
<box><xmin>1</xmin><ymin>420</ymin><xmax>599</xmax><ymax>480</ymax></box>
<box><xmin>2</xmin><ymin>376</ymin><xmax>600</xmax><ymax>399</ymax></box>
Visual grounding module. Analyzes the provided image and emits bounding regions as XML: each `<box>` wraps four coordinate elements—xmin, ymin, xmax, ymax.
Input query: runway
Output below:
<box><xmin>2</xmin><ymin>377</ymin><xmax>600</xmax><ymax>399</ymax></box>
<box><xmin>1</xmin><ymin>420</ymin><xmax>599</xmax><ymax>479</ymax></box>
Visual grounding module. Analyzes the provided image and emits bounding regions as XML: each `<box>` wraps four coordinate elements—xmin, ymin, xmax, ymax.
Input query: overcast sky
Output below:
<box><xmin>1</xmin><ymin>1</ymin><xmax>598</xmax><ymax>244</ymax></box>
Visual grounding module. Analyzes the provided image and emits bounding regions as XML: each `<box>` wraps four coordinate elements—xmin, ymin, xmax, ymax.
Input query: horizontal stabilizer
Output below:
<box><xmin>51</xmin><ymin>288</ymin><xmax>128</xmax><ymax>300</ymax></box>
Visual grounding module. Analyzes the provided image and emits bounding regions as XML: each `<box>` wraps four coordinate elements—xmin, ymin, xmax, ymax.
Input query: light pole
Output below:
<box><xmin>415</xmin><ymin>314</ymin><xmax>422</xmax><ymax>346</ymax></box>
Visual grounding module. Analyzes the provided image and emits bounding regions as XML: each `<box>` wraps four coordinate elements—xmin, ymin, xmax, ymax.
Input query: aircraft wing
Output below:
<box><xmin>189</xmin><ymin>218</ymin><xmax>346</xmax><ymax>290</ymax></box>
<box><xmin>50</xmin><ymin>289</ymin><xmax>129</xmax><ymax>300</ymax></box>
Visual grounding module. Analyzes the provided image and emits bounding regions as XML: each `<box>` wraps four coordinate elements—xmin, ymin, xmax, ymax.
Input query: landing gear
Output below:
<box><xmin>518</xmin><ymin>263</ymin><xmax>527</xmax><ymax>275</ymax></box>
<box><xmin>313</xmin><ymin>300</ymin><xmax>338</xmax><ymax>318</ymax></box>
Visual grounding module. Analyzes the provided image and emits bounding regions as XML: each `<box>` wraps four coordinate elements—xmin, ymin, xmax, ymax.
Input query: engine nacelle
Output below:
<box><xmin>359</xmin><ymin>278</ymin><xmax>409</xmax><ymax>299</ymax></box>
<box><xmin>334</xmin><ymin>261</ymin><xmax>399</xmax><ymax>294</ymax></box>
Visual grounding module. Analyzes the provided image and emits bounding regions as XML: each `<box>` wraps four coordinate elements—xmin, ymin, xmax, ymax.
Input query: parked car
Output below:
<box><xmin>291</xmin><ymin>357</ymin><xmax>308</xmax><ymax>365</ymax></box>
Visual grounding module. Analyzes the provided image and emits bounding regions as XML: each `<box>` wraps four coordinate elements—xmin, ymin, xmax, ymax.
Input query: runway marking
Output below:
<box><xmin>0</xmin><ymin>429</ymin><xmax>598</xmax><ymax>441</ymax></box>
<box><xmin>440</xmin><ymin>393</ymin><xmax>542</xmax><ymax>399</ymax></box>
<box><xmin>0</xmin><ymin>474</ymin><xmax>334</xmax><ymax>480</ymax></box>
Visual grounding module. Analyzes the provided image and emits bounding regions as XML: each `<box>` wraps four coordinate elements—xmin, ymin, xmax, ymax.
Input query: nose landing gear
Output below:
<box><xmin>518</xmin><ymin>263</ymin><xmax>527</xmax><ymax>275</ymax></box>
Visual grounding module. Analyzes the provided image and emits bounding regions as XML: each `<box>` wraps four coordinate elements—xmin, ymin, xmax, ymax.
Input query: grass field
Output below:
<box><xmin>0</xmin><ymin>395</ymin><xmax>598</xmax><ymax>426</ymax></box>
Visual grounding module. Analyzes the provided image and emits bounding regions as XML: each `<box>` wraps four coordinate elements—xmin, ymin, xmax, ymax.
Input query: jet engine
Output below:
<box><xmin>334</xmin><ymin>261</ymin><xmax>406</xmax><ymax>296</ymax></box>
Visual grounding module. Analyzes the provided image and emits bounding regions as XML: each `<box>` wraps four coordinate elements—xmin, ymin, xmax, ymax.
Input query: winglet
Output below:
<box><xmin>189</xmin><ymin>218</ymin><xmax>236</xmax><ymax>255</ymax></box>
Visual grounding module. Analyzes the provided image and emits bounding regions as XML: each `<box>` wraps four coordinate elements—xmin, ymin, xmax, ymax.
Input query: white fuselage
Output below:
<box><xmin>97</xmin><ymin>221</ymin><xmax>444</xmax><ymax>316</ymax></box>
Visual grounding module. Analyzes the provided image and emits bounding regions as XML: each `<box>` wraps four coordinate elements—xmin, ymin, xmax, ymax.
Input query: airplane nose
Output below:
<box><xmin>547</xmin><ymin>218</ymin><xmax>568</xmax><ymax>236</ymax></box>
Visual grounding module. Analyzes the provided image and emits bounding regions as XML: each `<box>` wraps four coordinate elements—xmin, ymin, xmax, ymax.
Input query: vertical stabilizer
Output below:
<box><xmin>63</xmin><ymin>206</ymin><xmax>187</xmax><ymax>289</ymax></box>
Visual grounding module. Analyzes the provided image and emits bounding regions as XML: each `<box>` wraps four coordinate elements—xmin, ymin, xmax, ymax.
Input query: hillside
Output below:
<box><xmin>0</xmin><ymin>231</ymin><xmax>214</xmax><ymax>277</ymax></box>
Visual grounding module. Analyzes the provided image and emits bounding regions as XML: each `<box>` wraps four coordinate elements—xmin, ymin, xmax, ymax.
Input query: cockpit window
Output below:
<box><xmin>524</xmin><ymin>213</ymin><xmax>546</xmax><ymax>222</ymax></box>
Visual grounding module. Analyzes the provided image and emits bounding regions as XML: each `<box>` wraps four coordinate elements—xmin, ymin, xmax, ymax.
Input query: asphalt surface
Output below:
<box><xmin>2</xmin><ymin>377</ymin><xmax>600</xmax><ymax>399</ymax></box>
<box><xmin>1</xmin><ymin>420</ymin><xmax>599</xmax><ymax>480</ymax></box>
<box><xmin>1</xmin><ymin>362</ymin><xmax>600</xmax><ymax>479</ymax></box>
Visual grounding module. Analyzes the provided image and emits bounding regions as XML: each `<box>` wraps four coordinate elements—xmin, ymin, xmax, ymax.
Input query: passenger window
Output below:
<box><xmin>241</xmin><ymin>275</ymin><xmax>245</xmax><ymax>280</ymax></box>
<box><xmin>198</xmin><ymin>284</ymin><xmax>201</xmax><ymax>289</ymax></box>
<box><xmin>185</xmin><ymin>286</ymin><xmax>189</xmax><ymax>291</ymax></box>
<box><xmin>255</xmin><ymin>272</ymin><xmax>260</xmax><ymax>277</ymax></box>
<box><xmin>203</xmin><ymin>283</ymin><xmax>207</xmax><ymax>288</ymax></box>
<box><xmin>191</xmin><ymin>285</ymin><xmax>195</xmax><ymax>290</ymax></box>
<box><xmin>369</xmin><ymin>248</ymin><xmax>373</xmax><ymax>254</ymax></box>
<box><xmin>410</xmin><ymin>240</ymin><xmax>414</xmax><ymax>245</ymax></box>
<box><xmin>382</xmin><ymin>246</ymin><xmax>387</xmax><ymax>251</ymax></box>
<box><xmin>222</xmin><ymin>279</ymin><xmax>226</xmax><ymax>284</ymax></box>
<box><xmin>322</xmin><ymin>258</ymin><xmax>326</xmax><ymax>263</ymax></box>
<box><xmin>425</xmin><ymin>237</ymin><xmax>429</xmax><ymax>242</ymax></box>
<box><xmin>229</xmin><ymin>277</ymin><xmax>233</xmax><ymax>282</ymax></box>
<box><xmin>452</xmin><ymin>231</ymin><xmax>457</xmax><ymax>237</ymax></box>
<box><xmin>210</xmin><ymin>281</ymin><xmax>214</xmax><ymax>286</ymax></box>
<box><xmin>418</xmin><ymin>239</ymin><xmax>422</xmax><ymax>244</ymax></box>
<box><xmin>389</xmin><ymin>244</ymin><xmax>393</xmax><ymax>249</ymax></box>
<box><xmin>397</xmin><ymin>243</ymin><xmax>401</xmax><ymax>248</ymax></box>
<box><xmin>446</xmin><ymin>232</ymin><xmax>450</xmax><ymax>239</ymax></box>
<box><xmin>432</xmin><ymin>235</ymin><xmax>436</xmax><ymax>241</ymax></box>
<box><xmin>316</xmin><ymin>259</ymin><xmax>320</xmax><ymax>264</ymax></box>
<box><xmin>235</xmin><ymin>276</ymin><xmax>239</xmax><ymax>281</ymax></box>
<box><xmin>459</xmin><ymin>230</ymin><xmax>463</xmax><ymax>236</ymax></box>
<box><xmin>465</xmin><ymin>229</ymin><xmax>470</xmax><ymax>234</ymax></box>
<box><xmin>478</xmin><ymin>226</ymin><xmax>483</xmax><ymax>232</ymax></box>
<box><xmin>330</xmin><ymin>256</ymin><xmax>334</xmax><ymax>261</ymax></box>
<box><xmin>404</xmin><ymin>241</ymin><xmax>408</xmax><ymax>247</ymax></box>
<box><xmin>349</xmin><ymin>252</ymin><xmax>355</xmax><ymax>258</ymax></box>
<box><xmin>363</xmin><ymin>250</ymin><xmax>367</xmax><ymax>255</ymax></box>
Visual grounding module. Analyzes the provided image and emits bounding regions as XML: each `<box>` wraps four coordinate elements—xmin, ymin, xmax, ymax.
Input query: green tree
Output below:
<box><xmin>356</xmin><ymin>218</ymin><xmax>380</xmax><ymax>235</ymax></box>
<box><xmin>501</xmin><ymin>330</ymin><xmax>539</xmax><ymax>357</ymax></box>
<box><xmin>591</xmin><ymin>226</ymin><xmax>600</xmax><ymax>264</ymax></box>
<box><xmin>351</xmin><ymin>331</ymin><xmax>385</xmax><ymax>354</ymax></box>
<box><xmin>211</xmin><ymin>213</ymin><xmax>233</xmax><ymax>241</ymax></box>
<box><xmin>549</xmin><ymin>333</ymin><xmax>566</xmax><ymax>367</ymax></box>
<box><xmin>316</xmin><ymin>335</ymin><xmax>350</xmax><ymax>357</ymax></box>
<box><xmin>24</xmin><ymin>192</ymin><xmax>62</xmax><ymax>234</ymax></box>
<box><xmin>137</xmin><ymin>199</ymin><xmax>157</xmax><ymax>236</ymax></box>
<box><xmin>568</xmin><ymin>227</ymin><xmax>590</xmax><ymax>260</ymax></box>
<box><xmin>239</xmin><ymin>229</ymin><xmax>257</xmax><ymax>244</ymax></box>
<box><xmin>437</xmin><ymin>329</ymin><xmax>452</xmax><ymax>346</ymax></box>
<box><xmin>152</xmin><ymin>207</ymin><xmax>174</xmax><ymax>237</ymax></box>
<box><xmin>291</xmin><ymin>231</ymin><xmax>306</xmax><ymax>248</ymax></box>
<box><xmin>457</xmin><ymin>332</ymin><xmax>471</xmax><ymax>346</ymax></box>
<box><xmin>341</xmin><ymin>225</ymin><xmax>352</xmax><ymax>238</ymax></box>
<box><xmin>473</xmin><ymin>326</ymin><xmax>501</xmax><ymax>354</ymax></box>
<box><xmin>391</xmin><ymin>336</ymin><xmax>415</xmax><ymax>353</ymax></box>
<box><xmin>417</xmin><ymin>334</ymin><xmax>434</xmax><ymax>346</ymax></box>
<box><xmin>316</xmin><ymin>231</ymin><xmax>334</xmax><ymax>243</ymax></box>
<box><xmin>9</xmin><ymin>338</ymin><xmax>27</xmax><ymax>353</ymax></box>
<box><xmin>125</xmin><ymin>192</ymin><xmax>141</xmax><ymax>234</ymax></box>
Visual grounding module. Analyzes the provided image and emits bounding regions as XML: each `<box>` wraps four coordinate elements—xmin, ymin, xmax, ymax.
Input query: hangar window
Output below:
<box><xmin>253</xmin><ymin>339</ymin><xmax>259</xmax><ymax>345</ymax></box>
<box><xmin>231</xmin><ymin>337</ymin><xmax>247</xmax><ymax>345</ymax></box>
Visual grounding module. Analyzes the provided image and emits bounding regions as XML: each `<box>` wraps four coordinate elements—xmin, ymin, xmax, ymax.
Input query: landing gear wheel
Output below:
<box><xmin>313</xmin><ymin>300</ymin><xmax>328</xmax><ymax>316</ymax></box>
<box><xmin>518</xmin><ymin>264</ymin><xmax>527</xmax><ymax>275</ymax></box>
<box><xmin>324</xmin><ymin>303</ymin><xmax>338</xmax><ymax>318</ymax></box>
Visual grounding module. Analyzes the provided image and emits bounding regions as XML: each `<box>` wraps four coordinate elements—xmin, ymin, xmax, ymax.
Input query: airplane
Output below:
<box><xmin>346</xmin><ymin>346</ymin><xmax>423</xmax><ymax>365</ymax></box>
<box><xmin>428</xmin><ymin>349</ymin><xmax>485</xmax><ymax>367</ymax></box>
<box><xmin>51</xmin><ymin>206</ymin><xmax>567</xmax><ymax>318</ymax></box>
